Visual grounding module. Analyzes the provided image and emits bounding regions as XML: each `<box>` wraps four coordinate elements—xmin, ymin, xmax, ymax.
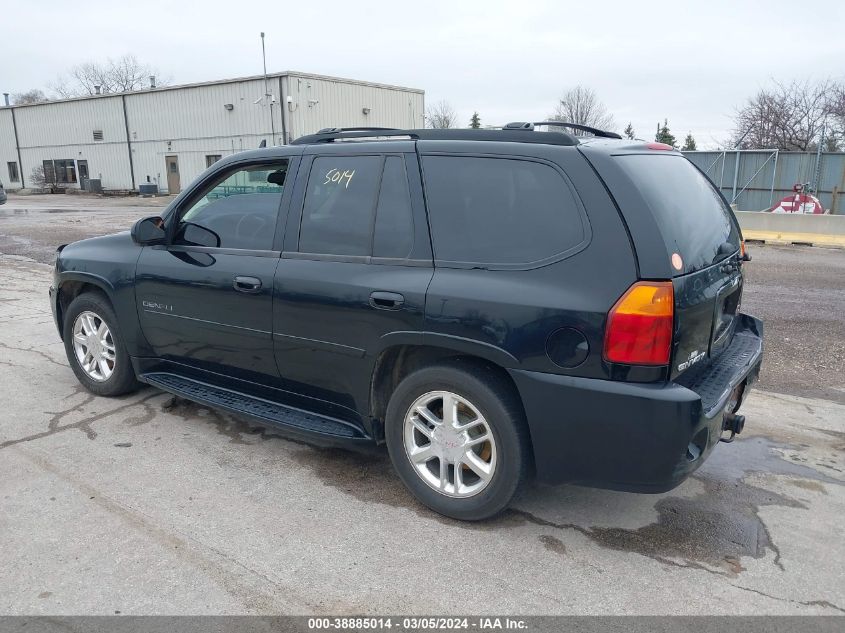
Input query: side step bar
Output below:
<box><xmin>140</xmin><ymin>372</ymin><xmax>370</xmax><ymax>443</ymax></box>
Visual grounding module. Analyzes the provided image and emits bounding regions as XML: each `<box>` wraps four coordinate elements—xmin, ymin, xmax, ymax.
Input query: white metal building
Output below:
<box><xmin>0</xmin><ymin>71</ymin><xmax>424</xmax><ymax>193</ymax></box>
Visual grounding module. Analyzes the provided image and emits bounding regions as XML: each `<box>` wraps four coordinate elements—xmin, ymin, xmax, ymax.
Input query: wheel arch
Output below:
<box><xmin>55</xmin><ymin>273</ymin><xmax>116</xmax><ymax>340</ymax></box>
<box><xmin>368</xmin><ymin>336</ymin><xmax>527</xmax><ymax>446</ymax></box>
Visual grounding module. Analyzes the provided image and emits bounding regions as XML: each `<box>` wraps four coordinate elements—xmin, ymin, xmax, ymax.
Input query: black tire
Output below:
<box><xmin>63</xmin><ymin>292</ymin><xmax>140</xmax><ymax>397</ymax></box>
<box><xmin>385</xmin><ymin>360</ymin><xmax>531</xmax><ymax>521</ymax></box>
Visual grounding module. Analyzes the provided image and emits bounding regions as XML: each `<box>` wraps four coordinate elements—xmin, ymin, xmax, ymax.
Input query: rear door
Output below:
<box><xmin>273</xmin><ymin>146</ymin><xmax>433</xmax><ymax>427</ymax></box>
<box><xmin>590</xmin><ymin>151</ymin><xmax>743</xmax><ymax>379</ymax></box>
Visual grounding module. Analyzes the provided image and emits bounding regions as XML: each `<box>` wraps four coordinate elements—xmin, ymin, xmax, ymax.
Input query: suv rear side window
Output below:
<box><xmin>615</xmin><ymin>154</ymin><xmax>740</xmax><ymax>274</ymax></box>
<box><xmin>299</xmin><ymin>156</ymin><xmax>381</xmax><ymax>256</ymax></box>
<box><xmin>422</xmin><ymin>156</ymin><xmax>585</xmax><ymax>266</ymax></box>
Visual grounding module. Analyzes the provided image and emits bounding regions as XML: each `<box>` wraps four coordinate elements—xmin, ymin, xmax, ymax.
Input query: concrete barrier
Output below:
<box><xmin>735</xmin><ymin>211</ymin><xmax>845</xmax><ymax>248</ymax></box>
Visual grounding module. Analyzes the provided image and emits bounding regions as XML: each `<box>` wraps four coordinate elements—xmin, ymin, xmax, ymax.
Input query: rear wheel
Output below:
<box><xmin>385</xmin><ymin>362</ymin><xmax>530</xmax><ymax>520</ymax></box>
<box><xmin>63</xmin><ymin>292</ymin><xmax>140</xmax><ymax>397</ymax></box>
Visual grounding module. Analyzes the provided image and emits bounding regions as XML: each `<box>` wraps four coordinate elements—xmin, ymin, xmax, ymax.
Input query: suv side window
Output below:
<box><xmin>175</xmin><ymin>161</ymin><xmax>289</xmax><ymax>250</ymax></box>
<box><xmin>299</xmin><ymin>156</ymin><xmax>382</xmax><ymax>256</ymax></box>
<box><xmin>421</xmin><ymin>156</ymin><xmax>586</xmax><ymax>266</ymax></box>
<box><xmin>373</xmin><ymin>156</ymin><xmax>414</xmax><ymax>259</ymax></box>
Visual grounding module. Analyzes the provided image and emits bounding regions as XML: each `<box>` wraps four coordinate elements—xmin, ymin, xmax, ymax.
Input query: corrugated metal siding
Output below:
<box><xmin>684</xmin><ymin>150</ymin><xmax>845</xmax><ymax>214</ymax></box>
<box><xmin>132</xmin><ymin>135</ymin><xmax>269</xmax><ymax>193</ymax></box>
<box><xmin>286</xmin><ymin>74</ymin><xmax>424</xmax><ymax>140</ymax></box>
<box><xmin>125</xmin><ymin>79</ymin><xmax>277</xmax><ymax>142</ymax></box>
<box><xmin>20</xmin><ymin>144</ymin><xmax>132</xmax><ymax>190</ymax></box>
<box><xmin>0</xmin><ymin>110</ymin><xmax>20</xmax><ymax>185</ymax></box>
<box><xmin>0</xmin><ymin>73</ymin><xmax>424</xmax><ymax>192</ymax></box>
<box><xmin>14</xmin><ymin>96</ymin><xmax>126</xmax><ymax>147</ymax></box>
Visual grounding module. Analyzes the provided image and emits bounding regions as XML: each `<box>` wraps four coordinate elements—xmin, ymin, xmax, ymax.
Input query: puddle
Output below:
<box><xmin>163</xmin><ymin>391</ymin><xmax>842</xmax><ymax>577</ymax></box>
<box><xmin>161</xmin><ymin>396</ymin><xmax>285</xmax><ymax>445</ymax></box>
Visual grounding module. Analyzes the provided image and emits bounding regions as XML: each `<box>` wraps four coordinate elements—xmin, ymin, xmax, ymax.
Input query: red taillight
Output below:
<box><xmin>603</xmin><ymin>281</ymin><xmax>674</xmax><ymax>366</ymax></box>
<box><xmin>645</xmin><ymin>142</ymin><xmax>674</xmax><ymax>151</ymax></box>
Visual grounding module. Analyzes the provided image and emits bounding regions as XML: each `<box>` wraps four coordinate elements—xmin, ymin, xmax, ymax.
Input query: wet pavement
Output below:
<box><xmin>0</xmin><ymin>195</ymin><xmax>843</xmax><ymax>614</ymax></box>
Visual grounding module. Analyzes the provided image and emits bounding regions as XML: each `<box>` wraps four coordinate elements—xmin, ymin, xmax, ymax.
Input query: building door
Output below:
<box><xmin>165</xmin><ymin>156</ymin><xmax>181</xmax><ymax>194</ymax></box>
<box><xmin>77</xmin><ymin>160</ymin><xmax>89</xmax><ymax>189</ymax></box>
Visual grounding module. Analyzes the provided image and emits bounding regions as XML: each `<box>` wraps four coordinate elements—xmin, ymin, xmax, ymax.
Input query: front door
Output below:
<box><xmin>165</xmin><ymin>155</ymin><xmax>181</xmax><ymax>194</ymax></box>
<box><xmin>77</xmin><ymin>160</ymin><xmax>89</xmax><ymax>189</ymax></box>
<box><xmin>273</xmin><ymin>150</ymin><xmax>433</xmax><ymax>426</ymax></box>
<box><xmin>136</xmin><ymin>158</ymin><xmax>295</xmax><ymax>385</ymax></box>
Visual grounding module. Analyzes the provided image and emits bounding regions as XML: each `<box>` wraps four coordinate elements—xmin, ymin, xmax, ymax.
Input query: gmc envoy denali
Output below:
<box><xmin>49</xmin><ymin>122</ymin><xmax>763</xmax><ymax>520</ymax></box>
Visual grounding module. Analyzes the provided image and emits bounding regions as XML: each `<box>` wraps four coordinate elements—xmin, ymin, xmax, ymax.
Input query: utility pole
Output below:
<box><xmin>260</xmin><ymin>32</ymin><xmax>276</xmax><ymax>145</ymax></box>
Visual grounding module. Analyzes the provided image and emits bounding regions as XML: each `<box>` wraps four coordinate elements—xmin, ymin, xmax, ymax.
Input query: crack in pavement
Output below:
<box><xmin>730</xmin><ymin>582</ymin><xmax>845</xmax><ymax>614</ymax></box>
<box><xmin>10</xmin><ymin>445</ymin><xmax>329</xmax><ymax>615</ymax></box>
<box><xmin>0</xmin><ymin>341</ymin><xmax>66</xmax><ymax>368</ymax></box>
<box><xmin>0</xmin><ymin>392</ymin><xmax>161</xmax><ymax>450</ymax></box>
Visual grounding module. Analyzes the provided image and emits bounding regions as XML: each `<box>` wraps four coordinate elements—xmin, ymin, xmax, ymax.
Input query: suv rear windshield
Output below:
<box><xmin>615</xmin><ymin>154</ymin><xmax>740</xmax><ymax>275</ymax></box>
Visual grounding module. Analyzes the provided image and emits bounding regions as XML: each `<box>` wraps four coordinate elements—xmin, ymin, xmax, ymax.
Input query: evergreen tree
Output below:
<box><xmin>469</xmin><ymin>112</ymin><xmax>481</xmax><ymax>129</ymax></box>
<box><xmin>655</xmin><ymin>119</ymin><xmax>676</xmax><ymax>147</ymax></box>
<box><xmin>681</xmin><ymin>133</ymin><xmax>697</xmax><ymax>151</ymax></box>
<box><xmin>623</xmin><ymin>122</ymin><xmax>635</xmax><ymax>139</ymax></box>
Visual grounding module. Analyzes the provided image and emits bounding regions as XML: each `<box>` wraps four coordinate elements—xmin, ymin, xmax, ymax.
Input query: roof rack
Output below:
<box><xmin>291</xmin><ymin>127</ymin><xmax>580</xmax><ymax>146</ymax></box>
<box><xmin>504</xmin><ymin>121</ymin><xmax>623</xmax><ymax>139</ymax></box>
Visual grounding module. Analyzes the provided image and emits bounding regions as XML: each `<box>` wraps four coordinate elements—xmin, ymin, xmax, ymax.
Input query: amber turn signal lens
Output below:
<box><xmin>603</xmin><ymin>281</ymin><xmax>674</xmax><ymax>366</ymax></box>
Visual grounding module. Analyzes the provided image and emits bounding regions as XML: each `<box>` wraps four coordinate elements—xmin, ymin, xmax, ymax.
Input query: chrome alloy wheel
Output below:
<box><xmin>403</xmin><ymin>390</ymin><xmax>497</xmax><ymax>498</ymax></box>
<box><xmin>71</xmin><ymin>311</ymin><xmax>116</xmax><ymax>381</ymax></box>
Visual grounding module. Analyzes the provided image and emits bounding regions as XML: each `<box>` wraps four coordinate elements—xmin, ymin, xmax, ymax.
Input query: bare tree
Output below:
<box><xmin>51</xmin><ymin>54</ymin><xmax>167</xmax><ymax>97</ymax></box>
<box><xmin>425</xmin><ymin>100</ymin><xmax>458</xmax><ymax>129</ymax></box>
<box><xmin>731</xmin><ymin>79</ymin><xmax>840</xmax><ymax>151</ymax></box>
<box><xmin>550</xmin><ymin>86</ymin><xmax>616</xmax><ymax>134</ymax></box>
<box><xmin>12</xmin><ymin>89</ymin><xmax>48</xmax><ymax>105</ymax></box>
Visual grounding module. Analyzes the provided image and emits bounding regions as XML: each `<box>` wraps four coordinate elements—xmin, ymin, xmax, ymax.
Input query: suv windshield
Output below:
<box><xmin>616</xmin><ymin>154</ymin><xmax>740</xmax><ymax>275</ymax></box>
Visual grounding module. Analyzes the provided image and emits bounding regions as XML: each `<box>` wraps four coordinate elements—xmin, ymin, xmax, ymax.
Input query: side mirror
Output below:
<box><xmin>131</xmin><ymin>216</ymin><xmax>166</xmax><ymax>245</ymax></box>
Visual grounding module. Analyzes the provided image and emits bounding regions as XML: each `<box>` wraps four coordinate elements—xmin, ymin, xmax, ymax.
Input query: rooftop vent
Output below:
<box><xmin>93</xmin><ymin>130</ymin><xmax>104</xmax><ymax>141</ymax></box>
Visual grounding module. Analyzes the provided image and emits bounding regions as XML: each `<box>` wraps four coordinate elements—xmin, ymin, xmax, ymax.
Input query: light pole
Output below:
<box><xmin>260</xmin><ymin>32</ymin><xmax>276</xmax><ymax>145</ymax></box>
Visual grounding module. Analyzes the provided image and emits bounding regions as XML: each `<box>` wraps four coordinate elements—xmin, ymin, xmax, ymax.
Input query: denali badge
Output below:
<box><xmin>142</xmin><ymin>300</ymin><xmax>173</xmax><ymax>312</ymax></box>
<box><xmin>677</xmin><ymin>349</ymin><xmax>705</xmax><ymax>372</ymax></box>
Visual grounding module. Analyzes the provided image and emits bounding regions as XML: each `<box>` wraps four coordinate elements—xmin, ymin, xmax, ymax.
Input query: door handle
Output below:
<box><xmin>233</xmin><ymin>276</ymin><xmax>262</xmax><ymax>293</ymax></box>
<box><xmin>369</xmin><ymin>291</ymin><xmax>405</xmax><ymax>310</ymax></box>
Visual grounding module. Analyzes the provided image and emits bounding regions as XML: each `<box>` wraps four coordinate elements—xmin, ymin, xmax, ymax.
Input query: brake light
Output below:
<box><xmin>646</xmin><ymin>142</ymin><xmax>674</xmax><ymax>151</ymax></box>
<box><xmin>604</xmin><ymin>281</ymin><xmax>674</xmax><ymax>365</ymax></box>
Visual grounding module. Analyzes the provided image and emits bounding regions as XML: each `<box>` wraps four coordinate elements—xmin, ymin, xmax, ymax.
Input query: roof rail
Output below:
<box><xmin>505</xmin><ymin>121</ymin><xmax>623</xmax><ymax>139</ymax></box>
<box><xmin>292</xmin><ymin>127</ymin><xmax>581</xmax><ymax>146</ymax></box>
<box><xmin>292</xmin><ymin>128</ymin><xmax>419</xmax><ymax>145</ymax></box>
<box><xmin>315</xmin><ymin>126</ymin><xmax>402</xmax><ymax>134</ymax></box>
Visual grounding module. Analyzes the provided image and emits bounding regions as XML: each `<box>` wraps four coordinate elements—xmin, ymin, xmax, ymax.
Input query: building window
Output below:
<box><xmin>7</xmin><ymin>162</ymin><xmax>19</xmax><ymax>183</ymax></box>
<box><xmin>93</xmin><ymin>130</ymin><xmax>104</xmax><ymax>141</ymax></box>
<box><xmin>43</xmin><ymin>159</ymin><xmax>77</xmax><ymax>184</ymax></box>
<box><xmin>205</xmin><ymin>154</ymin><xmax>222</xmax><ymax>168</ymax></box>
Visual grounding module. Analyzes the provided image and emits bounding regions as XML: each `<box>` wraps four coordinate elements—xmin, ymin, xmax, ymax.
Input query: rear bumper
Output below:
<box><xmin>509</xmin><ymin>313</ymin><xmax>763</xmax><ymax>492</ymax></box>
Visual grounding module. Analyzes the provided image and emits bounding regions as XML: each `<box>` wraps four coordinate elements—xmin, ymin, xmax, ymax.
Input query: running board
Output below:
<box><xmin>141</xmin><ymin>372</ymin><xmax>369</xmax><ymax>442</ymax></box>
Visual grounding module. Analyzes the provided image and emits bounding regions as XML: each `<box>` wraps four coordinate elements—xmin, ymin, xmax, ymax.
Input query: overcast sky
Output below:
<box><xmin>5</xmin><ymin>0</ymin><xmax>844</xmax><ymax>148</ymax></box>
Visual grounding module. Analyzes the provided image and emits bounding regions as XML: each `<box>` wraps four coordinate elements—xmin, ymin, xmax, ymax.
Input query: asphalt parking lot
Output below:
<box><xmin>1</xmin><ymin>194</ymin><xmax>843</xmax><ymax>615</ymax></box>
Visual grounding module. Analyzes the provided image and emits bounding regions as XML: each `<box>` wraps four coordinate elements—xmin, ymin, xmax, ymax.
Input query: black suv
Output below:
<box><xmin>49</xmin><ymin>123</ymin><xmax>763</xmax><ymax>520</ymax></box>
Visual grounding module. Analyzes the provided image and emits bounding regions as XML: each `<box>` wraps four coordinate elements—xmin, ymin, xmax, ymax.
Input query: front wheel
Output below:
<box><xmin>385</xmin><ymin>362</ymin><xmax>531</xmax><ymax>521</ymax></box>
<box><xmin>63</xmin><ymin>292</ymin><xmax>140</xmax><ymax>397</ymax></box>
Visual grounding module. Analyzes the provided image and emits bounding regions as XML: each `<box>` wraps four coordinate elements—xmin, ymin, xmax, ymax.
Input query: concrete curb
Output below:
<box><xmin>736</xmin><ymin>211</ymin><xmax>845</xmax><ymax>249</ymax></box>
<box><xmin>742</xmin><ymin>229</ymin><xmax>845</xmax><ymax>248</ymax></box>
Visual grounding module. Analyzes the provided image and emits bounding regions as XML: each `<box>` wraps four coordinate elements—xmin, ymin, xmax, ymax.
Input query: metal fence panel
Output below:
<box><xmin>683</xmin><ymin>150</ymin><xmax>845</xmax><ymax>214</ymax></box>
